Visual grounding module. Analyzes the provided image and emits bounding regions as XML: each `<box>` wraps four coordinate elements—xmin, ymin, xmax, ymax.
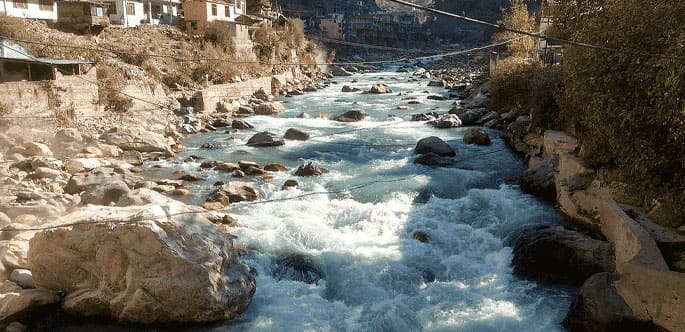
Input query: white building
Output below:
<box><xmin>104</xmin><ymin>0</ymin><xmax>182</xmax><ymax>27</ymax></box>
<box><xmin>0</xmin><ymin>0</ymin><xmax>58</xmax><ymax>21</ymax></box>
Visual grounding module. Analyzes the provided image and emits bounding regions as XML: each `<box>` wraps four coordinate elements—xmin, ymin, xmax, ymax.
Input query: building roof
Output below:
<box><xmin>0</xmin><ymin>39</ymin><xmax>95</xmax><ymax>65</ymax></box>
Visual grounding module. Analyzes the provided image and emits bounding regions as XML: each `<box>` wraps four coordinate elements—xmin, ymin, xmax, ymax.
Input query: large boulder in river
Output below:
<box><xmin>294</xmin><ymin>162</ymin><xmax>328</xmax><ymax>177</ymax></box>
<box><xmin>369</xmin><ymin>84</ymin><xmax>392</xmax><ymax>94</ymax></box>
<box><xmin>334</xmin><ymin>110</ymin><xmax>367</xmax><ymax>122</ymax></box>
<box><xmin>432</xmin><ymin>114</ymin><xmax>462</xmax><ymax>129</ymax></box>
<box><xmin>414</xmin><ymin>152</ymin><xmax>454</xmax><ymax>167</ymax></box>
<box><xmin>414</xmin><ymin>137</ymin><xmax>456</xmax><ymax>157</ymax></box>
<box><xmin>272</xmin><ymin>253</ymin><xmax>325</xmax><ymax>285</ymax></box>
<box><xmin>512</xmin><ymin>157</ymin><xmax>558</xmax><ymax>202</ymax></box>
<box><xmin>254</xmin><ymin>102</ymin><xmax>285</xmax><ymax>115</ymax></box>
<box><xmin>205</xmin><ymin>182</ymin><xmax>260</xmax><ymax>207</ymax></box>
<box><xmin>563</xmin><ymin>273</ymin><xmax>659</xmax><ymax>331</ymax></box>
<box><xmin>330</xmin><ymin>66</ymin><xmax>353</xmax><ymax>77</ymax></box>
<box><xmin>27</xmin><ymin>203</ymin><xmax>256</xmax><ymax>324</ymax></box>
<box><xmin>463</xmin><ymin>128</ymin><xmax>491</xmax><ymax>145</ymax></box>
<box><xmin>284</xmin><ymin>128</ymin><xmax>310</xmax><ymax>141</ymax></box>
<box><xmin>341</xmin><ymin>85</ymin><xmax>360</xmax><ymax>93</ymax></box>
<box><xmin>246</xmin><ymin>132</ymin><xmax>284</xmax><ymax>147</ymax></box>
<box><xmin>102</xmin><ymin>128</ymin><xmax>174</xmax><ymax>155</ymax></box>
<box><xmin>511</xmin><ymin>225</ymin><xmax>614</xmax><ymax>286</ymax></box>
<box><xmin>232</xmin><ymin>119</ymin><xmax>253</xmax><ymax>130</ymax></box>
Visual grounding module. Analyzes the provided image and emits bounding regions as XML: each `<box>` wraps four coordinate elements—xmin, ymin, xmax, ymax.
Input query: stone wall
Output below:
<box><xmin>534</xmin><ymin>128</ymin><xmax>685</xmax><ymax>331</ymax></box>
<box><xmin>0</xmin><ymin>69</ymin><xmax>100</xmax><ymax>120</ymax></box>
<box><xmin>195</xmin><ymin>69</ymin><xmax>298</xmax><ymax>112</ymax></box>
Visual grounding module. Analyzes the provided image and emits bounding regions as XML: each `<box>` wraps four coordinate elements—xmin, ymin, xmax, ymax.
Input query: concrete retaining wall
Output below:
<box><xmin>195</xmin><ymin>69</ymin><xmax>298</xmax><ymax>112</ymax></box>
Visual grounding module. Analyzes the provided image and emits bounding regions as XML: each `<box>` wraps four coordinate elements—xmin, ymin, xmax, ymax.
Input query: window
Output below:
<box><xmin>151</xmin><ymin>4</ymin><xmax>161</xmax><ymax>18</ymax></box>
<box><xmin>127</xmin><ymin>2</ymin><xmax>135</xmax><ymax>15</ymax></box>
<box><xmin>13</xmin><ymin>0</ymin><xmax>28</xmax><ymax>9</ymax></box>
<box><xmin>108</xmin><ymin>2</ymin><xmax>117</xmax><ymax>15</ymax></box>
<box><xmin>224</xmin><ymin>5</ymin><xmax>229</xmax><ymax>17</ymax></box>
<box><xmin>211</xmin><ymin>4</ymin><xmax>217</xmax><ymax>16</ymax></box>
<box><xmin>38</xmin><ymin>0</ymin><xmax>53</xmax><ymax>11</ymax></box>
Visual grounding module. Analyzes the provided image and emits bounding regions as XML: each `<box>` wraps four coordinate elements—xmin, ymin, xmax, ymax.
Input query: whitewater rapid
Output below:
<box><xmin>150</xmin><ymin>70</ymin><xmax>573</xmax><ymax>331</ymax></box>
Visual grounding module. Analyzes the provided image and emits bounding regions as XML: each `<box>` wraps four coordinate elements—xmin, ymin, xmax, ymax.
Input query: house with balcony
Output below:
<box><xmin>183</xmin><ymin>0</ymin><xmax>245</xmax><ymax>34</ymax></box>
<box><xmin>0</xmin><ymin>0</ymin><xmax>57</xmax><ymax>21</ymax></box>
<box><xmin>56</xmin><ymin>0</ymin><xmax>109</xmax><ymax>32</ymax></box>
<box><xmin>103</xmin><ymin>0</ymin><xmax>181</xmax><ymax>27</ymax></box>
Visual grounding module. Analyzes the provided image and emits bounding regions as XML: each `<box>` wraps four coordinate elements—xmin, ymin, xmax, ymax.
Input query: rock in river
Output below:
<box><xmin>27</xmin><ymin>202</ymin><xmax>256</xmax><ymax>324</ymax></box>
<box><xmin>246</xmin><ymin>132</ymin><xmax>285</xmax><ymax>147</ymax></box>
<box><xmin>294</xmin><ymin>162</ymin><xmax>329</xmax><ymax>177</ymax></box>
<box><xmin>414</xmin><ymin>137</ymin><xmax>456</xmax><ymax>157</ymax></box>
<box><xmin>463</xmin><ymin>128</ymin><xmax>491</xmax><ymax>146</ymax></box>
<box><xmin>333</xmin><ymin>110</ymin><xmax>367</xmax><ymax>122</ymax></box>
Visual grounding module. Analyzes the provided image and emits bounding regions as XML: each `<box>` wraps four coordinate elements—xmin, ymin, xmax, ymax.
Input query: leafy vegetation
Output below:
<box><xmin>493</xmin><ymin>0</ymin><xmax>685</xmax><ymax>226</ymax></box>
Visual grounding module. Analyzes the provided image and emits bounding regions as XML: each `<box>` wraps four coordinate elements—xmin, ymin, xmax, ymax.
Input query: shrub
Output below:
<box><xmin>97</xmin><ymin>65</ymin><xmax>133</xmax><ymax>112</ymax></box>
<box><xmin>204</xmin><ymin>21</ymin><xmax>235</xmax><ymax>54</ymax></box>
<box><xmin>492</xmin><ymin>0</ymin><xmax>537</xmax><ymax>59</ymax></box>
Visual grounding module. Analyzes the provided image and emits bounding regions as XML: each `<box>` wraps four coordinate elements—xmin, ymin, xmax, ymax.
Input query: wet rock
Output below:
<box><xmin>200</xmin><ymin>143</ymin><xmax>223</xmax><ymax>150</ymax></box>
<box><xmin>330</xmin><ymin>66</ymin><xmax>353</xmax><ymax>77</ymax></box>
<box><xmin>243</xmin><ymin>166</ymin><xmax>266</xmax><ymax>176</ymax></box>
<box><xmin>206</xmin><ymin>182</ymin><xmax>260</xmax><ymax>207</ymax></box>
<box><xmin>238</xmin><ymin>160</ymin><xmax>259</xmax><ymax>170</ymax></box>
<box><xmin>427</xmin><ymin>95</ymin><xmax>446</xmax><ymax>101</ymax></box>
<box><xmin>27</xmin><ymin>203</ymin><xmax>256</xmax><ymax>324</ymax></box>
<box><xmin>341</xmin><ymin>85</ymin><xmax>360</xmax><ymax>92</ymax></box>
<box><xmin>413</xmin><ymin>231</ymin><xmax>429</xmax><ymax>243</ymax></box>
<box><xmin>511</xmin><ymin>225</ymin><xmax>614</xmax><ymax>286</ymax></box>
<box><xmin>408</xmin><ymin>100</ymin><xmax>421</xmax><ymax>105</ymax></box>
<box><xmin>397</xmin><ymin>106</ymin><xmax>411</xmax><ymax>110</ymax></box>
<box><xmin>427</xmin><ymin>80</ymin><xmax>445</xmax><ymax>87</ymax></box>
<box><xmin>414</xmin><ymin>137</ymin><xmax>456</xmax><ymax>157</ymax></box>
<box><xmin>284</xmin><ymin>128</ymin><xmax>310</xmax><ymax>141</ymax></box>
<box><xmin>253</xmin><ymin>88</ymin><xmax>272</xmax><ymax>102</ymax></box>
<box><xmin>178</xmin><ymin>174</ymin><xmax>202</xmax><ymax>182</ymax></box>
<box><xmin>369</xmin><ymin>84</ymin><xmax>392</xmax><ymax>94</ymax></box>
<box><xmin>9</xmin><ymin>269</ymin><xmax>35</xmax><ymax>289</ymax></box>
<box><xmin>168</xmin><ymin>188</ymin><xmax>190</xmax><ymax>196</ymax></box>
<box><xmin>449</xmin><ymin>107</ymin><xmax>489</xmax><ymax>126</ymax></box>
<box><xmin>184</xmin><ymin>155</ymin><xmax>202</xmax><ymax>163</ymax></box>
<box><xmin>281</xmin><ymin>180</ymin><xmax>299</xmax><ymax>190</ymax></box>
<box><xmin>246</xmin><ymin>132</ymin><xmax>285</xmax><ymax>147</ymax></box>
<box><xmin>0</xmin><ymin>286</ymin><xmax>60</xmax><ymax>321</ymax></box>
<box><xmin>81</xmin><ymin>181</ymin><xmax>131</xmax><ymax>206</ymax></box>
<box><xmin>232</xmin><ymin>120</ymin><xmax>253</xmax><ymax>130</ymax></box>
<box><xmin>199</xmin><ymin>160</ymin><xmax>218</xmax><ymax>169</ymax></box>
<box><xmin>254</xmin><ymin>102</ymin><xmax>286</xmax><ymax>115</ymax></box>
<box><xmin>414</xmin><ymin>152</ymin><xmax>455</xmax><ymax>167</ymax></box>
<box><xmin>432</xmin><ymin>114</ymin><xmax>462</xmax><ymax>129</ymax></box>
<box><xmin>232</xmin><ymin>170</ymin><xmax>245</xmax><ymax>178</ymax></box>
<box><xmin>410</xmin><ymin>112</ymin><xmax>440</xmax><ymax>122</ymax></box>
<box><xmin>237</xmin><ymin>106</ymin><xmax>254</xmax><ymax>114</ymax></box>
<box><xmin>272</xmin><ymin>253</ymin><xmax>325</xmax><ymax>285</ymax></box>
<box><xmin>214</xmin><ymin>162</ymin><xmax>240</xmax><ymax>172</ymax></box>
<box><xmin>264</xmin><ymin>163</ymin><xmax>288</xmax><ymax>172</ymax></box>
<box><xmin>463</xmin><ymin>128</ymin><xmax>491</xmax><ymax>146</ymax></box>
<box><xmin>512</xmin><ymin>157</ymin><xmax>558</xmax><ymax>202</ymax></box>
<box><xmin>294</xmin><ymin>162</ymin><xmax>328</xmax><ymax>177</ymax></box>
<box><xmin>563</xmin><ymin>273</ymin><xmax>658</xmax><ymax>331</ymax></box>
<box><xmin>334</xmin><ymin>110</ymin><xmax>367</xmax><ymax>122</ymax></box>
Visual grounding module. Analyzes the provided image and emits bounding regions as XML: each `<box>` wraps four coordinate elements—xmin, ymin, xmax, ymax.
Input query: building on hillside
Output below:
<box><xmin>0</xmin><ymin>0</ymin><xmax>57</xmax><ymax>21</ymax></box>
<box><xmin>538</xmin><ymin>0</ymin><xmax>562</xmax><ymax>64</ymax></box>
<box><xmin>56</xmin><ymin>0</ymin><xmax>109</xmax><ymax>32</ymax></box>
<box><xmin>183</xmin><ymin>0</ymin><xmax>245</xmax><ymax>34</ymax></box>
<box><xmin>320</xmin><ymin>14</ymin><xmax>344</xmax><ymax>40</ymax></box>
<box><xmin>245</xmin><ymin>0</ymin><xmax>269</xmax><ymax>16</ymax></box>
<box><xmin>104</xmin><ymin>0</ymin><xmax>182</xmax><ymax>27</ymax></box>
<box><xmin>0</xmin><ymin>38</ymin><xmax>94</xmax><ymax>82</ymax></box>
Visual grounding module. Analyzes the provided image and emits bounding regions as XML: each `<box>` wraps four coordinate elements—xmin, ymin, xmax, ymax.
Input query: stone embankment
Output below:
<box><xmin>504</xmin><ymin>110</ymin><xmax>685</xmax><ymax>330</ymax></box>
<box><xmin>0</xmin><ymin>66</ymin><xmax>326</xmax><ymax>329</ymax></box>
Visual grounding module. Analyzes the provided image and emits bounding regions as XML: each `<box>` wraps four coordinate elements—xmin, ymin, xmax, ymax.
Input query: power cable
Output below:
<box><xmin>383</xmin><ymin>0</ymin><xmax>685</xmax><ymax>61</ymax></box>
<box><xmin>0</xmin><ymin>148</ymin><xmax>509</xmax><ymax>232</ymax></box>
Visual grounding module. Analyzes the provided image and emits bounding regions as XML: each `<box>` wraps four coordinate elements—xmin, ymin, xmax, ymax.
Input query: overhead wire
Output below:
<box><xmin>383</xmin><ymin>0</ymin><xmax>685</xmax><ymax>61</ymax></box>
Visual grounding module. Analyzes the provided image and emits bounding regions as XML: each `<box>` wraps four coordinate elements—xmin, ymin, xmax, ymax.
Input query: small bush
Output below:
<box><xmin>0</xmin><ymin>102</ymin><xmax>11</xmax><ymax>116</ymax></box>
<box><xmin>204</xmin><ymin>21</ymin><xmax>235</xmax><ymax>54</ymax></box>
<box><xmin>97</xmin><ymin>65</ymin><xmax>133</xmax><ymax>112</ymax></box>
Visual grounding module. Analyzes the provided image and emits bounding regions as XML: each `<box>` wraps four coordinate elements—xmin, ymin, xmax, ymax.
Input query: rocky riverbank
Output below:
<box><xmin>0</xmin><ymin>69</ymin><xmax>328</xmax><ymax>329</ymax></box>
<box><xmin>495</xmin><ymin>88</ymin><xmax>685</xmax><ymax>330</ymax></box>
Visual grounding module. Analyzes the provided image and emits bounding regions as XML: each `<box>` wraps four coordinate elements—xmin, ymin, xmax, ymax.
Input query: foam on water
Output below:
<box><xmin>144</xmin><ymin>70</ymin><xmax>575</xmax><ymax>332</ymax></box>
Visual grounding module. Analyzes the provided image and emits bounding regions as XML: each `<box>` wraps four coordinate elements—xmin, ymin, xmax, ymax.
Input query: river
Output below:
<box><xmin>65</xmin><ymin>69</ymin><xmax>575</xmax><ymax>331</ymax></box>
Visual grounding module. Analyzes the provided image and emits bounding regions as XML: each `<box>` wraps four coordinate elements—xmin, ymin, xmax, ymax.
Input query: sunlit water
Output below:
<box><xmin>63</xmin><ymin>69</ymin><xmax>575</xmax><ymax>331</ymax></box>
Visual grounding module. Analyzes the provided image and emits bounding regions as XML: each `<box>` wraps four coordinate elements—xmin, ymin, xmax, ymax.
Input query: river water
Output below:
<box><xmin>64</xmin><ymin>69</ymin><xmax>574</xmax><ymax>331</ymax></box>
